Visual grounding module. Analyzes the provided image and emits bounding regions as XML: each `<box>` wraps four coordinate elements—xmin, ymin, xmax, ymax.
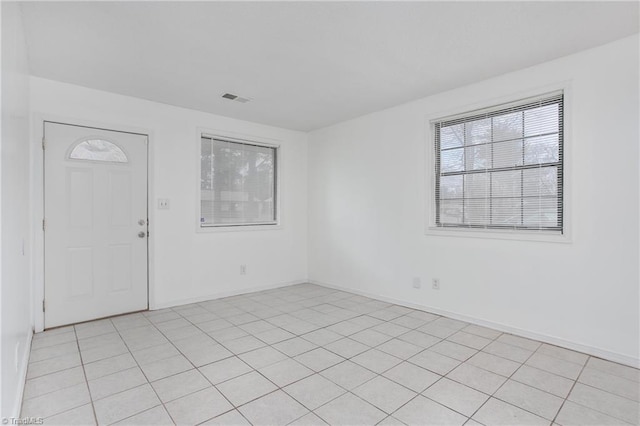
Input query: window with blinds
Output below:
<box><xmin>434</xmin><ymin>92</ymin><xmax>563</xmax><ymax>232</ymax></box>
<box><xmin>200</xmin><ymin>136</ymin><xmax>278</xmax><ymax>227</ymax></box>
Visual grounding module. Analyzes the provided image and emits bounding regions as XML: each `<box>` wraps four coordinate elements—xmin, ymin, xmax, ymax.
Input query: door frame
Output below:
<box><xmin>32</xmin><ymin>114</ymin><xmax>155</xmax><ymax>332</ymax></box>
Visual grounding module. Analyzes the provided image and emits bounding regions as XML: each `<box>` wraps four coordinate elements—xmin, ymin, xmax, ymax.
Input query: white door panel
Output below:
<box><xmin>44</xmin><ymin>122</ymin><xmax>148</xmax><ymax>328</ymax></box>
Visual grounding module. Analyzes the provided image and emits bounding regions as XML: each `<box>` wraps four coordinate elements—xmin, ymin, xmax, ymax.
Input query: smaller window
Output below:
<box><xmin>69</xmin><ymin>139</ymin><xmax>128</xmax><ymax>163</ymax></box>
<box><xmin>200</xmin><ymin>135</ymin><xmax>278</xmax><ymax>227</ymax></box>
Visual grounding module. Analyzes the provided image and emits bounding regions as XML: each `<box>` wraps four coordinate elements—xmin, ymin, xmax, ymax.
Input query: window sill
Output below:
<box><xmin>196</xmin><ymin>223</ymin><xmax>282</xmax><ymax>233</ymax></box>
<box><xmin>425</xmin><ymin>225</ymin><xmax>570</xmax><ymax>243</ymax></box>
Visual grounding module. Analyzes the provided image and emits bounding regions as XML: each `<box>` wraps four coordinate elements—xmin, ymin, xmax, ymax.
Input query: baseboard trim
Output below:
<box><xmin>13</xmin><ymin>328</ymin><xmax>34</xmax><ymax>418</ymax></box>
<box><xmin>151</xmin><ymin>279</ymin><xmax>308</xmax><ymax>310</ymax></box>
<box><xmin>309</xmin><ymin>279</ymin><xmax>640</xmax><ymax>369</ymax></box>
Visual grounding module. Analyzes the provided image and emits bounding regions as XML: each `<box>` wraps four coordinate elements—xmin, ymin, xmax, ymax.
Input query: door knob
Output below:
<box><xmin>138</xmin><ymin>219</ymin><xmax>146</xmax><ymax>226</ymax></box>
<box><xmin>138</xmin><ymin>231</ymin><xmax>146</xmax><ymax>238</ymax></box>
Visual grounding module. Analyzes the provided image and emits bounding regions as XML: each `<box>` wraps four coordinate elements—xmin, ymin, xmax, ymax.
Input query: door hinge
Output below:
<box><xmin>42</xmin><ymin>300</ymin><xmax>45</xmax><ymax>312</ymax></box>
<box><xmin>42</xmin><ymin>137</ymin><xmax>45</xmax><ymax>150</ymax></box>
<box><xmin>42</xmin><ymin>219</ymin><xmax>46</xmax><ymax>231</ymax></box>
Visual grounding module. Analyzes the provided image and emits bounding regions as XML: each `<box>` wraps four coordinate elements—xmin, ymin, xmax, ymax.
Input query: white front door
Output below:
<box><xmin>44</xmin><ymin>122</ymin><xmax>148</xmax><ymax>328</ymax></box>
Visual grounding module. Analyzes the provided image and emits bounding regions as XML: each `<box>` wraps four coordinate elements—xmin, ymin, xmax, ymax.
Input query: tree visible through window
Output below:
<box><xmin>200</xmin><ymin>136</ymin><xmax>277</xmax><ymax>226</ymax></box>
<box><xmin>434</xmin><ymin>93</ymin><xmax>563</xmax><ymax>232</ymax></box>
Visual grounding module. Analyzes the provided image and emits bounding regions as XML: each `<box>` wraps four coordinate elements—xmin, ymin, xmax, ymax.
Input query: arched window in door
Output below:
<box><xmin>69</xmin><ymin>138</ymin><xmax>128</xmax><ymax>163</ymax></box>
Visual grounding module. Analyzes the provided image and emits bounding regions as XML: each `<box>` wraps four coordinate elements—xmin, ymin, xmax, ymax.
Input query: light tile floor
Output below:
<box><xmin>22</xmin><ymin>284</ymin><xmax>640</xmax><ymax>425</ymax></box>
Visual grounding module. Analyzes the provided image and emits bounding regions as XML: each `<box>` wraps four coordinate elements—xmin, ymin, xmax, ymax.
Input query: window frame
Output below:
<box><xmin>425</xmin><ymin>84</ymin><xmax>572</xmax><ymax>243</ymax></box>
<box><xmin>196</xmin><ymin>129</ymin><xmax>282</xmax><ymax>232</ymax></box>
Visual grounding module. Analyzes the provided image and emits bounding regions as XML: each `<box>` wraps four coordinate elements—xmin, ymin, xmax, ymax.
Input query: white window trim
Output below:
<box><xmin>195</xmin><ymin>128</ymin><xmax>282</xmax><ymax>233</ymax></box>
<box><xmin>424</xmin><ymin>82</ymin><xmax>572</xmax><ymax>243</ymax></box>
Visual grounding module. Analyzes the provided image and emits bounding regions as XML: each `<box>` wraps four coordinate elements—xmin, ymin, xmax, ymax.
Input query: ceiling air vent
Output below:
<box><xmin>221</xmin><ymin>93</ymin><xmax>251</xmax><ymax>103</ymax></box>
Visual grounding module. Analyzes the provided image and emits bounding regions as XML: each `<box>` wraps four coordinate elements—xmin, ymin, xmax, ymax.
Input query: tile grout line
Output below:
<box><xmin>550</xmin><ymin>357</ymin><xmax>589</xmax><ymax>425</ymax></box>
<box><xmin>156</xmin><ymin>313</ymin><xmax>267</xmax><ymax>424</ymax></box>
<box><xmin>30</xmin><ymin>295</ymin><xmax>412</xmax><ymax>409</ymax></box>
<box><xmin>171</xmin><ymin>288</ymin><xmax>636</xmax><ymax>424</ymax></box>
<box><xmin>106</xmin><ymin>316</ymin><xmax>180</xmax><ymax>425</ymax></box>
<box><xmin>183</xmin><ymin>290</ymin><xmax>413</xmax><ymax>424</ymax></box>
<box><xmin>29</xmin><ymin>297</ymin><xmax>516</xmax><ymax>423</ymax></box>
<box><xmin>193</xmin><ymin>296</ymin><xmax>367</xmax><ymax>424</ymax></box>
<box><xmin>381</xmin><ymin>318</ymin><xmax>510</xmax><ymax>424</ymax></box>
<box><xmin>575</xmin><ymin>380</ymin><xmax>640</xmax><ymax>403</ymax></box>
<box><xmin>467</xmin><ymin>340</ymin><xmax>558</xmax><ymax>424</ymax></box>
<box><xmin>165</xmin><ymin>307</ymin><xmax>262</xmax><ymax>425</ymax></box>
<box><xmin>551</xmin><ymin>358</ymin><xmax>638</xmax><ymax>425</ymax></box>
<box><xmin>265</xmin><ymin>300</ymin><xmax>472</xmax><ymax>423</ymax></box>
<box><xmin>130</xmin><ymin>299</ymin><xmax>533</xmax><ymax>425</ymax></box>
<box><xmin>72</xmin><ymin>324</ymin><xmax>100</xmax><ymax>426</ymax></box>
<box><xmin>179</xmin><ymin>291</ymin><xmax>356</xmax><ymax>424</ymax></box>
<box><xmin>26</xmin><ymin>284</ymin><xmax>639</xmax><ymax>426</ymax></box>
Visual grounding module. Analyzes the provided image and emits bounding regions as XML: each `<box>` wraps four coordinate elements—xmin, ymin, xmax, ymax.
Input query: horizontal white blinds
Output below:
<box><xmin>434</xmin><ymin>93</ymin><xmax>563</xmax><ymax>231</ymax></box>
<box><xmin>201</xmin><ymin>136</ymin><xmax>277</xmax><ymax>226</ymax></box>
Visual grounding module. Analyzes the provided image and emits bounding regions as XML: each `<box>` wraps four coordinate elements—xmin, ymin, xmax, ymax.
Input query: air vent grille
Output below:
<box><xmin>221</xmin><ymin>93</ymin><xmax>250</xmax><ymax>103</ymax></box>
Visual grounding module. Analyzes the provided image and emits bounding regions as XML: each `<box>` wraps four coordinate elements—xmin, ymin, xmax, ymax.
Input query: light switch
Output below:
<box><xmin>158</xmin><ymin>198</ymin><xmax>170</xmax><ymax>209</ymax></box>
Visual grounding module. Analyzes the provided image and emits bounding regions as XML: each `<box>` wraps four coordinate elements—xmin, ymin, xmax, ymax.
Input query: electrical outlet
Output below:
<box><xmin>240</xmin><ymin>264</ymin><xmax>247</xmax><ymax>275</ymax></box>
<box><xmin>157</xmin><ymin>198</ymin><xmax>170</xmax><ymax>209</ymax></box>
<box><xmin>432</xmin><ymin>278</ymin><xmax>440</xmax><ymax>290</ymax></box>
<box><xmin>412</xmin><ymin>277</ymin><xmax>421</xmax><ymax>289</ymax></box>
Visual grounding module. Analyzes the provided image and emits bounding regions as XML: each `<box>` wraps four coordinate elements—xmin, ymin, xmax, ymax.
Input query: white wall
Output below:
<box><xmin>1</xmin><ymin>2</ymin><xmax>33</xmax><ymax>417</ymax></box>
<box><xmin>308</xmin><ymin>35</ymin><xmax>639</xmax><ymax>366</ymax></box>
<box><xmin>30</xmin><ymin>77</ymin><xmax>308</xmax><ymax>315</ymax></box>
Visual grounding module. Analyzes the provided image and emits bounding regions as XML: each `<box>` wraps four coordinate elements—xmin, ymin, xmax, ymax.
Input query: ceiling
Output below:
<box><xmin>20</xmin><ymin>1</ymin><xmax>639</xmax><ymax>131</ymax></box>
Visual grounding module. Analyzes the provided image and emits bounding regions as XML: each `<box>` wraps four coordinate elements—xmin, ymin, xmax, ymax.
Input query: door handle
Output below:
<box><xmin>138</xmin><ymin>231</ymin><xmax>146</xmax><ymax>238</ymax></box>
